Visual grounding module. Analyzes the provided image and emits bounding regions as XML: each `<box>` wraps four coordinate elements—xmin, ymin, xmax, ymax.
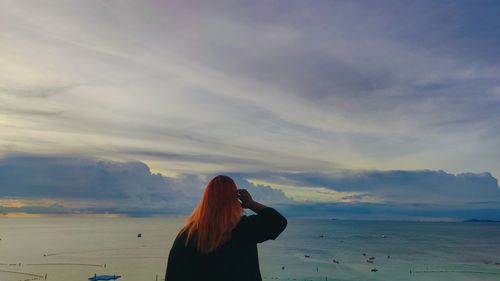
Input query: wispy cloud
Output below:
<box><xmin>1</xmin><ymin>1</ymin><xmax>499</xmax><ymax>217</ymax></box>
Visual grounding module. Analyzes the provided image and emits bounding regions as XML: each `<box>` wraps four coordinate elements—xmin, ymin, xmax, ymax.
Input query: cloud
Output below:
<box><xmin>0</xmin><ymin>154</ymin><xmax>174</xmax><ymax>202</ymax></box>
<box><xmin>1</xmin><ymin>154</ymin><xmax>499</xmax><ymax>220</ymax></box>
<box><xmin>1</xmin><ymin>0</ymin><xmax>500</xmax><ymax>220</ymax></box>
<box><xmin>234</xmin><ymin>170</ymin><xmax>500</xmax><ymax>205</ymax></box>
<box><xmin>0</xmin><ymin>84</ymin><xmax>79</xmax><ymax>98</ymax></box>
<box><xmin>0</xmin><ymin>154</ymin><xmax>292</xmax><ymax>216</ymax></box>
<box><xmin>0</xmin><ymin>0</ymin><xmax>499</xmax><ymax>179</ymax></box>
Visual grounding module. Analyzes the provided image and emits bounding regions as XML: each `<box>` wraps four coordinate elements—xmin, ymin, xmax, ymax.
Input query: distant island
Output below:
<box><xmin>463</xmin><ymin>219</ymin><xmax>500</xmax><ymax>223</ymax></box>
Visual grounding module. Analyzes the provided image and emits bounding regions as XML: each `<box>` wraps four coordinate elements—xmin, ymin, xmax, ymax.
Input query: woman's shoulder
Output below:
<box><xmin>173</xmin><ymin>228</ymin><xmax>191</xmax><ymax>247</ymax></box>
<box><xmin>234</xmin><ymin>214</ymin><xmax>251</xmax><ymax>228</ymax></box>
<box><xmin>231</xmin><ymin>215</ymin><xmax>247</xmax><ymax>230</ymax></box>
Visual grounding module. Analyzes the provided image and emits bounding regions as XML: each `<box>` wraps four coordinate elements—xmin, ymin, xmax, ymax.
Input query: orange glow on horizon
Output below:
<box><xmin>0</xmin><ymin>212</ymin><xmax>125</xmax><ymax>218</ymax></box>
<box><xmin>0</xmin><ymin>212</ymin><xmax>46</xmax><ymax>218</ymax></box>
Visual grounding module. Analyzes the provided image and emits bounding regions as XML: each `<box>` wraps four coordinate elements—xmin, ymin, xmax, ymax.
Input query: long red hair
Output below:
<box><xmin>179</xmin><ymin>175</ymin><xmax>244</xmax><ymax>254</ymax></box>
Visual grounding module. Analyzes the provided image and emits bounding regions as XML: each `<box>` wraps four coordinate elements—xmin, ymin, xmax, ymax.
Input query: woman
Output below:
<box><xmin>165</xmin><ymin>175</ymin><xmax>288</xmax><ymax>281</ymax></box>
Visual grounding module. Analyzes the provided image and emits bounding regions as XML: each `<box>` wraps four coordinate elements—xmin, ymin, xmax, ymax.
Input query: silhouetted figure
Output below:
<box><xmin>165</xmin><ymin>175</ymin><xmax>288</xmax><ymax>281</ymax></box>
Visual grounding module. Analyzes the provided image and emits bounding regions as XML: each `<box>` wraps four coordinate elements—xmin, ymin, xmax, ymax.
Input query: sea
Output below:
<box><xmin>0</xmin><ymin>216</ymin><xmax>499</xmax><ymax>281</ymax></box>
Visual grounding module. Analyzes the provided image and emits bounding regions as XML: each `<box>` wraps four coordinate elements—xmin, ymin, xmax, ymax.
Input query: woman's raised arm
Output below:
<box><xmin>235</xmin><ymin>189</ymin><xmax>288</xmax><ymax>244</ymax></box>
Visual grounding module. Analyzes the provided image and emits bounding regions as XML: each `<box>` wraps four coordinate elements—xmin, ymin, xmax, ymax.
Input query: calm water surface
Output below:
<box><xmin>0</xmin><ymin>217</ymin><xmax>499</xmax><ymax>281</ymax></box>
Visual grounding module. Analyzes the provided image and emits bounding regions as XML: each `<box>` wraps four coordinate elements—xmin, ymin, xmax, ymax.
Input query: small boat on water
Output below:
<box><xmin>88</xmin><ymin>274</ymin><xmax>121</xmax><ymax>281</ymax></box>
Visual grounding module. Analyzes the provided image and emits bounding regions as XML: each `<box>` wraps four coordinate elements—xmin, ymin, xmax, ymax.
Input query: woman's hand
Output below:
<box><xmin>237</xmin><ymin>189</ymin><xmax>254</xmax><ymax>208</ymax></box>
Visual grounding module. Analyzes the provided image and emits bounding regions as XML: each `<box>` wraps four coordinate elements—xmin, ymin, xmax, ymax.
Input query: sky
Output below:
<box><xmin>1</xmin><ymin>0</ymin><xmax>500</xmax><ymax>220</ymax></box>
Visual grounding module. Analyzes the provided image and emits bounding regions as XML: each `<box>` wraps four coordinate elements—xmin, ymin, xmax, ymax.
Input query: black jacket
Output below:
<box><xmin>165</xmin><ymin>207</ymin><xmax>288</xmax><ymax>281</ymax></box>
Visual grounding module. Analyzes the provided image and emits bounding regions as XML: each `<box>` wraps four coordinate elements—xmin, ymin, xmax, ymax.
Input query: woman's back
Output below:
<box><xmin>166</xmin><ymin>206</ymin><xmax>288</xmax><ymax>281</ymax></box>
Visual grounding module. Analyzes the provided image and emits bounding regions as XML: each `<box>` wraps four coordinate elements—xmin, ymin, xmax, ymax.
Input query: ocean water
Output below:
<box><xmin>0</xmin><ymin>217</ymin><xmax>499</xmax><ymax>281</ymax></box>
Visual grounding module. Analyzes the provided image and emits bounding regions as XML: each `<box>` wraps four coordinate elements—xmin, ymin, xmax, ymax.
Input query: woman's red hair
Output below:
<box><xmin>179</xmin><ymin>175</ymin><xmax>244</xmax><ymax>254</ymax></box>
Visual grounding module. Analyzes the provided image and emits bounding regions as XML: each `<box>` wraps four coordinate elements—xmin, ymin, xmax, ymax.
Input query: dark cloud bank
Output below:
<box><xmin>0</xmin><ymin>154</ymin><xmax>499</xmax><ymax>220</ymax></box>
